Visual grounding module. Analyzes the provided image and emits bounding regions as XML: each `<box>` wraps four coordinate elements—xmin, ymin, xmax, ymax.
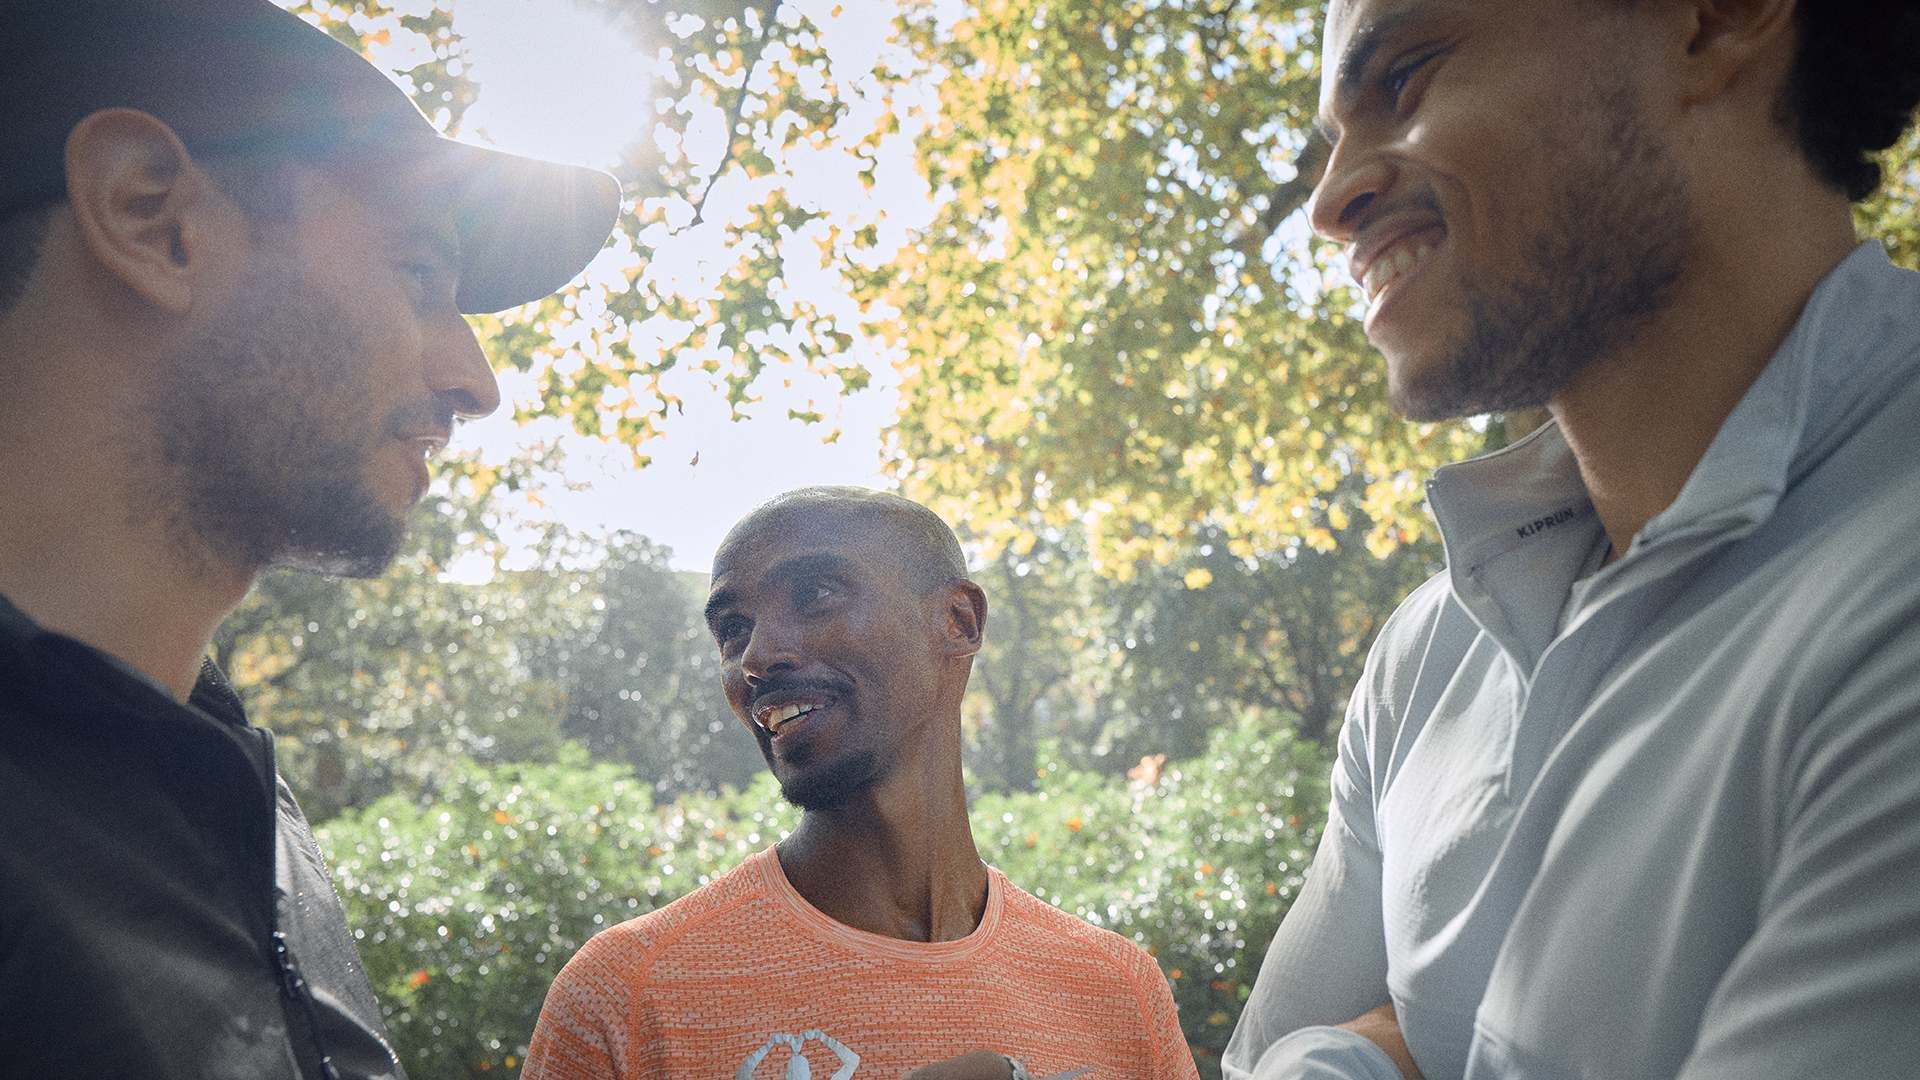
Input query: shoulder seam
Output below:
<box><xmin>1008</xmin><ymin>888</ymin><xmax>1165</xmax><ymax>1069</ymax></box>
<box><xmin>626</xmin><ymin>886</ymin><xmax>767</xmax><ymax>995</ymax></box>
<box><xmin>615</xmin><ymin>886</ymin><xmax>768</xmax><ymax>1077</ymax></box>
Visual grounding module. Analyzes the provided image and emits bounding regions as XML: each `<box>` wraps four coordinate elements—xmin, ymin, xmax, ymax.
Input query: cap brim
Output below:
<box><xmin>436</xmin><ymin>140</ymin><xmax>623</xmax><ymax>315</ymax></box>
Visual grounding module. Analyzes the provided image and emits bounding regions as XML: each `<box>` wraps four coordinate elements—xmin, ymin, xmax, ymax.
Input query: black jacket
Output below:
<box><xmin>0</xmin><ymin>595</ymin><xmax>405</xmax><ymax>1079</ymax></box>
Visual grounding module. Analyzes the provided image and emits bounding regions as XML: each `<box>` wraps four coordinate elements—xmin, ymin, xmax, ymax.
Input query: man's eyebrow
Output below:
<box><xmin>703</xmin><ymin>587</ymin><xmax>736</xmax><ymax>631</ymax></box>
<box><xmin>1316</xmin><ymin>9</ymin><xmax>1422</xmax><ymax>143</ymax></box>
<box><xmin>703</xmin><ymin>552</ymin><xmax>858</xmax><ymax>630</ymax></box>
<box><xmin>765</xmin><ymin>553</ymin><xmax>858</xmax><ymax>586</ymax></box>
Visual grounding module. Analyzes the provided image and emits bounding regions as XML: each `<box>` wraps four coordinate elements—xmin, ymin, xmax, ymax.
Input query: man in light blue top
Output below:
<box><xmin>1225</xmin><ymin>1</ymin><xmax>1920</xmax><ymax>1078</ymax></box>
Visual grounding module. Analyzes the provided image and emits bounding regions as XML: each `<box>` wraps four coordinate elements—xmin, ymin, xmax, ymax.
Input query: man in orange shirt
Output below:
<box><xmin>523</xmin><ymin>487</ymin><xmax>1198</xmax><ymax>1080</ymax></box>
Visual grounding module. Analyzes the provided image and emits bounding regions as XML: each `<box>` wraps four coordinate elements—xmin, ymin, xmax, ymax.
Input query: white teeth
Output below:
<box><xmin>759</xmin><ymin>702</ymin><xmax>821</xmax><ymax>732</ymax></box>
<box><xmin>1362</xmin><ymin>242</ymin><xmax>1437</xmax><ymax>301</ymax></box>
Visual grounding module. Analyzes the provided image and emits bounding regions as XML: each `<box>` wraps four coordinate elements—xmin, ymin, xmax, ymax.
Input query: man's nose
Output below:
<box><xmin>425</xmin><ymin>311</ymin><xmax>502</xmax><ymax>420</ymax></box>
<box><xmin>740</xmin><ymin>619</ymin><xmax>801</xmax><ymax>685</ymax></box>
<box><xmin>1307</xmin><ymin>136</ymin><xmax>1394</xmax><ymax>246</ymax></box>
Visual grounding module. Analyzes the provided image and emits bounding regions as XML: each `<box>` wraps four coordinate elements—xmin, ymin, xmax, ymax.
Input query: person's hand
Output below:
<box><xmin>903</xmin><ymin>1050</ymin><xmax>1015</xmax><ymax>1080</ymax></box>
<box><xmin>1336</xmin><ymin>1002</ymin><xmax>1423</xmax><ymax>1080</ymax></box>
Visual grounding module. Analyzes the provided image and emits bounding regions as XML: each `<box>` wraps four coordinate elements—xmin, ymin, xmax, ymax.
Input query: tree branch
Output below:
<box><xmin>676</xmin><ymin>0</ymin><xmax>784</xmax><ymax>235</ymax></box>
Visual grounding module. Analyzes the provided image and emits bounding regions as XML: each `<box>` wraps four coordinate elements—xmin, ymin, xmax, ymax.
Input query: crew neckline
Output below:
<box><xmin>753</xmin><ymin>845</ymin><xmax>1006</xmax><ymax>965</ymax></box>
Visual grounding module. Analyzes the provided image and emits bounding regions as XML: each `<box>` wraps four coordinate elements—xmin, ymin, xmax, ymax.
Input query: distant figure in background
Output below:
<box><xmin>523</xmin><ymin>487</ymin><xmax>1198</xmax><ymax>1080</ymax></box>
<box><xmin>0</xmin><ymin>1</ymin><xmax>618</xmax><ymax>1077</ymax></box>
<box><xmin>1225</xmin><ymin>0</ymin><xmax>1920</xmax><ymax>1078</ymax></box>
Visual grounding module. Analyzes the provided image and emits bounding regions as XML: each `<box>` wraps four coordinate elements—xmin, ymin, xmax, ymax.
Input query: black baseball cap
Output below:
<box><xmin>0</xmin><ymin>0</ymin><xmax>623</xmax><ymax>314</ymax></box>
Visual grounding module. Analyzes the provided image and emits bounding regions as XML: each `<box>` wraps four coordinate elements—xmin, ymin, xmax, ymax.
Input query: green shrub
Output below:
<box><xmin>319</xmin><ymin>715</ymin><xmax>1328</xmax><ymax>1079</ymax></box>
<box><xmin>975</xmin><ymin>715</ymin><xmax>1330</xmax><ymax>1072</ymax></box>
<box><xmin>317</xmin><ymin>747</ymin><xmax>798</xmax><ymax>1077</ymax></box>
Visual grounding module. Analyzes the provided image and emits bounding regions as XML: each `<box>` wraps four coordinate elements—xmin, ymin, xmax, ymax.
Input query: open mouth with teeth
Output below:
<box><xmin>755</xmin><ymin>700</ymin><xmax>830</xmax><ymax>735</ymax></box>
<box><xmin>1361</xmin><ymin>231</ymin><xmax>1445</xmax><ymax>303</ymax></box>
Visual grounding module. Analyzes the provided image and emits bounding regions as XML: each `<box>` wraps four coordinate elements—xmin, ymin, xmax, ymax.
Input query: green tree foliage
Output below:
<box><xmin>877</xmin><ymin>0</ymin><xmax>1485</xmax><ymax>571</ymax></box>
<box><xmin>1860</xmin><ymin>126</ymin><xmax>1920</xmax><ymax>269</ymax></box>
<box><xmin>320</xmin><ymin>748</ymin><xmax>800</xmax><ymax>1078</ymax></box>
<box><xmin>555</xmin><ymin>533</ymin><xmax>763</xmax><ymax>794</ymax></box>
<box><xmin>286</xmin><ymin>0</ymin><xmax>1920</xmax><ymax>569</ymax></box>
<box><xmin>215</xmin><ymin>470</ymin><xmax>583</xmax><ymax>821</ymax></box>
<box><xmin>289</xmin><ymin>0</ymin><xmax>933</xmax><ymax>460</ymax></box>
<box><xmin>220</xmin><ymin>457</ymin><xmax>760</xmax><ymax>818</ymax></box>
<box><xmin>1084</xmin><ymin>516</ymin><xmax>1441</xmax><ymax>756</ymax></box>
<box><xmin>961</xmin><ymin>508</ymin><xmax>1439</xmax><ymax>794</ymax></box>
<box><xmin>320</xmin><ymin>715</ymin><xmax>1327</xmax><ymax>1079</ymax></box>
<box><xmin>963</xmin><ymin>540</ymin><xmax>1096</xmax><ymax>790</ymax></box>
<box><xmin>975</xmin><ymin>717</ymin><xmax>1329</xmax><ymax>1071</ymax></box>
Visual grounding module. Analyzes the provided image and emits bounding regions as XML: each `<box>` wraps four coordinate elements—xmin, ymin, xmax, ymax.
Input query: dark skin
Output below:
<box><xmin>707</xmin><ymin>510</ymin><xmax>992</xmax><ymax>945</ymax></box>
<box><xmin>708</xmin><ymin>508</ymin><xmax>1046</xmax><ymax>1078</ymax></box>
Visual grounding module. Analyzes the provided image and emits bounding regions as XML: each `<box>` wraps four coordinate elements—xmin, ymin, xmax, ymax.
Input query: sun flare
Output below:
<box><xmin>455</xmin><ymin>0</ymin><xmax>657</xmax><ymax>168</ymax></box>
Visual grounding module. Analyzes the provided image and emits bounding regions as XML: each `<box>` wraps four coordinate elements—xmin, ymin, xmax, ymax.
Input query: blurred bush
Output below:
<box><xmin>319</xmin><ymin>713</ymin><xmax>1329</xmax><ymax>1078</ymax></box>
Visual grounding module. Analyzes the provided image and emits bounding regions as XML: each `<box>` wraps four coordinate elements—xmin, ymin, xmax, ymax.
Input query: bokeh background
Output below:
<box><xmin>232</xmin><ymin>1</ymin><xmax>1920</xmax><ymax>1074</ymax></box>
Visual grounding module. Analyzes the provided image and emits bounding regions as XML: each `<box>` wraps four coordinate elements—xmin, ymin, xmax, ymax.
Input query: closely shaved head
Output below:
<box><xmin>707</xmin><ymin>486</ymin><xmax>983</xmax><ymax>814</ymax></box>
<box><xmin>716</xmin><ymin>486</ymin><xmax>969</xmax><ymax>592</ymax></box>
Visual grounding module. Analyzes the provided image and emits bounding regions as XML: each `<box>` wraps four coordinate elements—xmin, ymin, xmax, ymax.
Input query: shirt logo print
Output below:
<box><xmin>737</xmin><ymin>1029</ymin><xmax>860</xmax><ymax>1080</ymax></box>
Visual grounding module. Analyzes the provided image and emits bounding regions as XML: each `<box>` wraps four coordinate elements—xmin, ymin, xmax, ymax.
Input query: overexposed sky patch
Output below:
<box><xmin>453</xmin><ymin>0</ymin><xmax>659</xmax><ymax>168</ymax></box>
<box><xmin>436</xmin><ymin>0</ymin><xmax>921</xmax><ymax>571</ymax></box>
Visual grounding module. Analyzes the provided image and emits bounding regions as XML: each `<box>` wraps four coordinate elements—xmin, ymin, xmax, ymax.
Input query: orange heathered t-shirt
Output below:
<box><xmin>522</xmin><ymin>846</ymin><xmax>1200</xmax><ymax>1080</ymax></box>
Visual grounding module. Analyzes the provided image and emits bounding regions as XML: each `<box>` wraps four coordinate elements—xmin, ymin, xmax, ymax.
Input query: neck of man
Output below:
<box><xmin>777</xmin><ymin>710</ymin><xmax>988</xmax><ymax>944</ymax></box>
<box><xmin>0</xmin><ymin>370</ymin><xmax>253</xmax><ymax>703</ymax></box>
<box><xmin>1548</xmin><ymin>180</ymin><xmax>1860</xmax><ymax>561</ymax></box>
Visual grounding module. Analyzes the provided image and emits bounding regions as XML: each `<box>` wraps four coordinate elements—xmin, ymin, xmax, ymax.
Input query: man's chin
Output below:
<box><xmin>778</xmin><ymin>751</ymin><xmax>882</xmax><ymax>813</ymax></box>
<box><xmin>273</xmin><ymin>544</ymin><xmax>402</xmax><ymax>579</ymax></box>
<box><xmin>270</xmin><ymin>504</ymin><xmax>410</xmax><ymax>578</ymax></box>
<box><xmin>1385</xmin><ymin>340</ymin><xmax>1558</xmax><ymax>422</ymax></box>
<box><xmin>1385</xmin><ymin>350</ymin><xmax>1475</xmax><ymax>422</ymax></box>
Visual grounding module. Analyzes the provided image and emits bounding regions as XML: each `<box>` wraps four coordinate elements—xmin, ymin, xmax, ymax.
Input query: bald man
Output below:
<box><xmin>524</xmin><ymin>488</ymin><xmax>1198</xmax><ymax>1080</ymax></box>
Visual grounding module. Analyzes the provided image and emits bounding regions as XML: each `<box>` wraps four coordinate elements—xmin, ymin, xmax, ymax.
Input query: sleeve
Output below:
<box><xmin>1127</xmin><ymin>945</ymin><xmax>1201</xmax><ymax>1080</ymax></box>
<box><xmin>1220</xmin><ymin>654</ymin><xmax>1397</xmax><ymax>1079</ymax></box>
<box><xmin>521</xmin><ymin>930</ymin><xmax>650</xmax><ymax>1080</ymax></box>
<box><xmin>1672</xmin><ymin>624</ymin><xmax>1920</xmax><ymax>1078</ymax></box>
<box><xmin>1234</xmin><ymin>1029</ymin><xmax>1404</xmax><ymax>1080</ymax></box>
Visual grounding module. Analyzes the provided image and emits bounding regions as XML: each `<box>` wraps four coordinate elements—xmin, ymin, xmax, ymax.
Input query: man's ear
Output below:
<box><xmin>63</xmin><ymin>108</ymin><xmax>229</xmax><ymax>315</ymax></box>
<box><xmin>939</xmin><ymin>580</ymin><xmax>988</xmax><ymax>660</ymax></box>
<box><xmin>1673</xmin><ymin>0</ymin><xmax>1799</xmax><ymax>107</ymax></box>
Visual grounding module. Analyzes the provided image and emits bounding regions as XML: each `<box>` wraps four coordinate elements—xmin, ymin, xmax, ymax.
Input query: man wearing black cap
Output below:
<box><xmin>0</xmin><ymin>2</ymin><xmax>620</xmax><ymax>1077</ymax></box>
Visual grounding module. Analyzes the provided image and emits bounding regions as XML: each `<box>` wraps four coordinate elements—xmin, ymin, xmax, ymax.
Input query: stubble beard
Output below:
<box><xmin>781</xmin><ymin>751</ymin><xmax>883</xmax><ymax>812</ymax></box>
<box><xmin>768</xmin><ymin>732</ymin><xmax>884</xmax><ymax>813</ymax></box>
<box><xmin>147</xmin><ymin>258</ymin><xmax>411</xmax><ymax>580</ymax></box>
<box><xmin>1391</xmin><ymin>82</ymin><xmax>1692</xmax><ymax>422</ymax></box>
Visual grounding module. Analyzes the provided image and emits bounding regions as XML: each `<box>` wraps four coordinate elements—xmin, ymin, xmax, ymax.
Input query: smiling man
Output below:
<box><xmin>0</xmin><ymin>1</ymin><xmax>618</xmax><ymax>1077</ymax></box>
<box><xmin>524</xmin><ymin>487</ymin><xmax>1198</xmax><ymax>1080</ymax></box>
<box><xmin>1223</xmin><ymin>1</ymin><xmax>1920</xmax><ymax>1079</ymax></box>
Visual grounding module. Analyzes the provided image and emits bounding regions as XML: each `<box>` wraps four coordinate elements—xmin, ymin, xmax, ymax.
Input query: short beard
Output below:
<box><xmin>1393</xmin><ymin>83</ymin><xmax>1691</xmax><ymax>421</ymax></box>
<box><xmin>146</xmin><ymin>260</ymin><xmax>410</xmax><ymax>579</ymax></box>
<box><xmin>778</xmin><ymin>749</ymin><xmax>883</xmax><ymax>813</ymax></box>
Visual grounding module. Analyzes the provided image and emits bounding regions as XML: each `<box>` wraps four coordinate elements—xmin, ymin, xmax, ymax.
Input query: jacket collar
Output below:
<box><xmin>1426</xmin><ymin>242</ymin><xmax>1918</xmax><ymax>660</ymax></box>
<box><xmin>0</xmin><ymin>591</ymin><xmax>247</xmax><ymax>727</ymax></box>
